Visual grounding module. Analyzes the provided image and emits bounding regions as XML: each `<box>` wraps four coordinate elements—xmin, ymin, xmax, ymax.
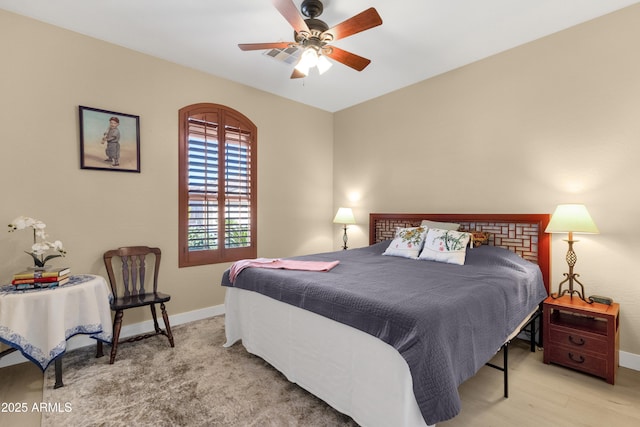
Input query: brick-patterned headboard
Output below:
<box><xmin>369</xmin><ymin>213</ymin><xmax>551</xmax><ymax>293</ymax></box>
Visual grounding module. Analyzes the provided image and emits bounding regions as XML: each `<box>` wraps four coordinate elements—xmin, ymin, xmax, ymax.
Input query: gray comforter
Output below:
<box><xmin>221</xmin><ymin>242</ymin><xmax>547</xmax><ymax>424</ymax></box>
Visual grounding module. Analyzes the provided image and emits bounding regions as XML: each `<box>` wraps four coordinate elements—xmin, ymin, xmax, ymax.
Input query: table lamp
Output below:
<box><xmin>545</xmin><ymin>204</ymin><xmax>599</xmax><ymax>303</ymax></box>
<box><xmin>333</xmin><ymin>207</ymin><xmax>356</xmax><ymax>250</ymax></box>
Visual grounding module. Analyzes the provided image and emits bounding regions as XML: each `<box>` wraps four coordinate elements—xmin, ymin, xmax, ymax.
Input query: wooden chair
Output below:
<box><xmin>99</xmin><ymin>246</ymin><xmax>174</xmax><ymax>364</ymax></box>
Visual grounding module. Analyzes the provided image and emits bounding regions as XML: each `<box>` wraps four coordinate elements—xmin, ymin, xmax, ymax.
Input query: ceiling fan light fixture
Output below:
<box><xmin>317</xmin><ymin>55</ymin><xmax>332</xmax><ymax>74</ymax></box>
<box><xmin>294</xmin><ymin>47</ymin><xmax>319</xmax><ymax>75</ymax></box>
<box><xmin>294</xmin><ymin>62</ymin><xmax>310</xmax><ymax>76</ymax></box>
<box><xmin>302</xmin><ymin>47</ymin><xmax>319</xmax><ymax>67</ymax></box>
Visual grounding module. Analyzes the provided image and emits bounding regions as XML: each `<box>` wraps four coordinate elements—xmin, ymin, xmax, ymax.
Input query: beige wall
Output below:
<box><xmin>334</xmin><ymin>5</ymin><xmax>640</xmax><ymax>356</ymax></box>
<box><xmin>0</xmin><ymin>10</ymin><xmax>334</xmax><ymax>326</ymax></box>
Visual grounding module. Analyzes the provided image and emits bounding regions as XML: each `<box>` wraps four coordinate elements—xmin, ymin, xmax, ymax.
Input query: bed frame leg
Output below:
<box><xmin>488</xmin><ymin>308</ymin><xmax>543</xmax><ymax>399</ymax></box>
<box><xmin>485</xmin><ymin>341</ymin><xmax>509</xmax><ymax>398</ymax></box>
<box><xmin>503</xmin><ymin>342</ymin><xmax>509</xmax><ymax>398</ymax></box>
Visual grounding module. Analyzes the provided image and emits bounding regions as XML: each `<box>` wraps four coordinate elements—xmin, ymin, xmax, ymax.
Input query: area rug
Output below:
<box><xmin>42</xmin><ymin>315</ymin><xmax>357</xmax><ymax>426</ymax></box>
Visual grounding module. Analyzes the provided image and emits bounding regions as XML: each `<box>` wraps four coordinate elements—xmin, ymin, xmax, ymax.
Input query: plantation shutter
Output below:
<box><xmin>179</xmin><ymin>104</ymin><xmax>257</xmax><ymax>266</ymax></box>
<box><xmin>186</xmin><ymin>115</ymin><xmax>219</xmax><ymax>251</ymax></box>
<box><xmin>224</xmin><ymin>124</ymin><xmax>253</xmax><ymax>249</ymax></box>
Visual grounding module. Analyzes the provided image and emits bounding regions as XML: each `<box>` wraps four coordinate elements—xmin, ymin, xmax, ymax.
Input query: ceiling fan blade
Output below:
<box><xmin>324</xmin><ymin>46</ymin><xmax>371</xmax><ymax>71</ymax></box>
<box><xmin>290</xmin><ymin>69</ymin><xmax>306</xmax><ymax>79</ymax></box>
<box><xmin>272</xmin><ymin>0</ymin><xmax>310</xmax><ymax>35</ymax></box>
<box><xmin>238</xmin><ymin>42</ymin><xmax>293</xmax><ymax>51</ymax></box>
<box><xmin>325</xmin><ymin>7</ymin><xmax>382</xmax><ymax>41</ymax></box>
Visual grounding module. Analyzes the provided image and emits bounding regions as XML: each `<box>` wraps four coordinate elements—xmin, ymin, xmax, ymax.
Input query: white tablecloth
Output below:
<box><xmin>0</xmin><ymin>274</ymin><xmax>113</xmax><ymax>370</ymax></box>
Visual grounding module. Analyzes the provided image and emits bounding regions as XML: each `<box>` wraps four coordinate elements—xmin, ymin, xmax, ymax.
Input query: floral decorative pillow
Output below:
<box><xmin>418</xmin><ymin>228</ymin><xmax>472</xmax><ymax>265</ymax></box>
<box><xmin>383</xmin><ymin>226</ymin><xmax>427</xmax><ymax>259</ymax></box>
<box><xmin>420</xmin><ymin>219</ymin><xmax>461</xmax><ymax>231</ymax></box>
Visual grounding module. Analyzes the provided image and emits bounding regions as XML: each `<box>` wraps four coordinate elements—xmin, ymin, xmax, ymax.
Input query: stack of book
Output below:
<box><xmin>12</xmin><ymin>267</ymin><xmax>71</xmax><ymax>290</ymax></box>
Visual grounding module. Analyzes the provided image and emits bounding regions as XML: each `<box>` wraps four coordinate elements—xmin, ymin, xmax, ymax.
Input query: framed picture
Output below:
<box><xmin>79</xmin><ymin>106</ymin><xmax>140</xmax><ymax>172</ymax></box>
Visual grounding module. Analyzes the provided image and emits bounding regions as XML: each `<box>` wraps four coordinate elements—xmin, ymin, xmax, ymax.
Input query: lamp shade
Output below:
<box><xmin>545</xmin><ymin>204</ymin><xmax>599</xmax><ymax>234</ymax></box>
<box><xmin>333</xmin><ymin>207</ymin><xmax>356</xmax><ymax>225</ymax></box>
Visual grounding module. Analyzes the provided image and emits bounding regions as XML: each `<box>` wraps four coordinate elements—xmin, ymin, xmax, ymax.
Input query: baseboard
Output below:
<box><xmin>3</xmin><ymin>305</ymin><xmax>640</xmax><ymax>373</ymax></box>
<box><xmin>0</xmin><ymin>304</ymin><xmax>225</xmax><ymax>369</ymax></box>
<box><xmin>620</xmin><ymin>351</ymin><xmax>640</xmax><ymax>372</ymax></box>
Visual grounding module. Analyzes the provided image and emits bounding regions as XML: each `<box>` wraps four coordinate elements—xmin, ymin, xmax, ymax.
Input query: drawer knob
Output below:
<box><xmin>568</xmin><ymin>353</ymin><xmax>585</xmax><ymax>364</ymax></box>
<box><xmin>568</xmin><ymin>335</ymin><xmax>585</xmax><ymax>346</ymax></box>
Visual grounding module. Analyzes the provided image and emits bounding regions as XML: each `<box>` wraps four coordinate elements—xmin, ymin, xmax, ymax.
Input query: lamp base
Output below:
<box><xmin>341</xmin><ymin>225</ymin><xmax>348</xmax><ymax>250</ymax></box>
<box><xmin>550</xmin><ymin>237</ymin><xmax>592</xmax><ymax>303</ymax></box>
<box><xmin>551</xmin><ymin>272</ymin><xmax>593</xmax><ymax>304</ymax></box>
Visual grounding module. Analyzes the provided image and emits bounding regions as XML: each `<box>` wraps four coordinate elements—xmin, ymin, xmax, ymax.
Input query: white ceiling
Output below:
<box><xmin>2</xmin><ymin>0</ymin><xmax>638</xmax><ymax>112</ymax></box>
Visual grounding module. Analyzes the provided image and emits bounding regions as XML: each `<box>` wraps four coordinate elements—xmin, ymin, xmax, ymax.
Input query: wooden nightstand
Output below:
<box><xmin>543</xmin><ymin>295</ymin><xmax>619</xmax><ymax>384</ymax></box>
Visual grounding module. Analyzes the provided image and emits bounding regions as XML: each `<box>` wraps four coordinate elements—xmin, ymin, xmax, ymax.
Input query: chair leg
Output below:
<box><xmin>150</xmin><ymin>304</ymin><xmax>161</xmax><ymax>333</ymax></box>
<box><xmin>96</xmin><ymin>340</ymin><xmax>104</xmax><ymax>358</ymax></box>
<box><xmin>110</xmin><ymin>310</ymin><xmax>124</xmax><ymax>364</ymax></box>
<box><xmin>160</xmin><ymin>302</ymin><xmax>175</xmax><ymax>347</ymax></box>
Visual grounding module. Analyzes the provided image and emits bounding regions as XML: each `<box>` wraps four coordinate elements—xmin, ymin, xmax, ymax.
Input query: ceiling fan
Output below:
<box><xmin>238</xmin><ymin>0</ymin><xmax>383</xmax><ymax>78</ymax></box>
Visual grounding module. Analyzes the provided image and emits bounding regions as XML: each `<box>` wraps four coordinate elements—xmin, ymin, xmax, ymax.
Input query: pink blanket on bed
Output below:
<box><xmin>229</xmin><ymin>258</ymin><xmax>340</xmax><ymax>283</ymax></box>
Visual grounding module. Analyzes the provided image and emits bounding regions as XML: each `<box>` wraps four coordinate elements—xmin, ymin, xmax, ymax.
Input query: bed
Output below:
<box><xmin>222</xmin><ymin>213</ymin><xmax>550</xmax><ymax>426</ymax></box>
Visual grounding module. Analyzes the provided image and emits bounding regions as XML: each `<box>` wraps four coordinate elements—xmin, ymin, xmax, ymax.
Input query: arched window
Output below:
<box><xmin>178</xmin><ymin>103</ymin><xmax>257</xmax><ymax>266</ymax></box>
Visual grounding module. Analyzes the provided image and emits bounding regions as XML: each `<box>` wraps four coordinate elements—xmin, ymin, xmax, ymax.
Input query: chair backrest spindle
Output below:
<box><xmin>120</xmin><ymin>256</ymin><xmax>131</xmax><ymax>297</ymax></box>
<box><xmin>138</xmin><ymin>254</ymin><xmax>146</xmax><ymax>295</ymax></box>
<box><xmin>130</xmin><ymin>255</ymin><xmax>139</xmax><ymax>296</ymax></box>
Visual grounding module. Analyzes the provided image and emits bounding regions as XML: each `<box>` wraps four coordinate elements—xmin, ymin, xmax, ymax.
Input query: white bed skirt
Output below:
<box><xmin>224</xmin><ymin>287</ymin><xmax>433</xmax><ymax>427</ymax></box>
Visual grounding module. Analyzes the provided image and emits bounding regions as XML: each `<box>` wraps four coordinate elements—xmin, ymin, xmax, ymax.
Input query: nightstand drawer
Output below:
<box><xmin>547</xmin><ymin>346</ymin><xmax>607</xmax><ymax>378</ymax></box>
<box><xmin>548</xmin><ymin>327</ymin><xmax>607</xmax><ymax>356</ymax></box>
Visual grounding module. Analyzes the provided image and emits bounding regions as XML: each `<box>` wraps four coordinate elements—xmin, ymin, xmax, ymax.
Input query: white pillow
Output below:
<box><xmin>383</xmin><ymin>226</ymin><xmax>427</xmax><ymax>259</ymax></box>
<box><xmin>420</xmin><ymin>219</ymin><xmax>461</xmax><ymax>231</ymax></box>
<box><xmin>418</xmin><ymin>228</ymin><xmax>471</xmax><ymax>265</ymax></box>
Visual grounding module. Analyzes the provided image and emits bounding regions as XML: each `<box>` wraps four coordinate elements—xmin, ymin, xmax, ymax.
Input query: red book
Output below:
<box><xmin>12</xmin><ymin>277</ymin><xmax>70</xmax><ymax>289</ymax></box>
<box><xmin>12</xmin><ymin>274</ymin><xmax>70</xmax><ymax>285</ymax></box>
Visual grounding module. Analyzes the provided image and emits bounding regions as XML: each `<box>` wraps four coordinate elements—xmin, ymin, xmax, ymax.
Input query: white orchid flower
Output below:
<box><xmin>8</xmin><ymin>215</ymin><xmax>66</xmax><ymax>267</ymax></box>
<box><xmin>9</xmin><ymin>216</ymin><xmax>29</xmax><ymax>230</ymax></box>
<box><xmin>31</xmin><ymin>242</ymin><xmax>50</xmax><ymax>255</ymax></box>
<box><xmin>9</xmin><ymin>216</ymin><xmax>40</xmax><ymax>230</ymax></box>
<box><xmin>51</xmin><ymin>240</ymin><xmax>66</xmax><ymax>253</ymax></box>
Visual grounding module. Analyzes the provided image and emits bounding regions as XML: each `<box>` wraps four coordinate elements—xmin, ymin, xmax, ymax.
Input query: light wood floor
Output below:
<box><xmin>1</xmin><ymin>340</ymin><xmax>639</xmax><ymax>427</ymax></box>
<box><xmin>441</xmin><ymin>340</ymin><xmax>640</xmax><ymax>427</ymax></box>
<box><xmin>0</xmin><ymin>361</ymin><xmax>42</xmax><ymax>427</ymax></box>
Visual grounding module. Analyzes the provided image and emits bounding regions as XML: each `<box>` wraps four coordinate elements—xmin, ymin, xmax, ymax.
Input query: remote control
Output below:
<box><xmin>588</xmin><ymin>295</ymin><xmax>613</xmax><ymax>305</ymax></box>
